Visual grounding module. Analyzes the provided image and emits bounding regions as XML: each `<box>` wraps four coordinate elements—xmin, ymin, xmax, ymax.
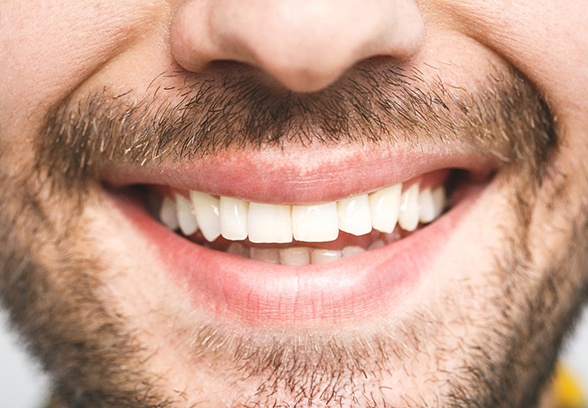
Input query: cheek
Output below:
<box><xmin>441</xmin><ymin>0</ymin><xmax>588</xmax><ymax>116</ymax></box>
<box><xmin>0</xmin><ymin>0</ymin><xmax>165</xmax><ymax>126</ymax></box>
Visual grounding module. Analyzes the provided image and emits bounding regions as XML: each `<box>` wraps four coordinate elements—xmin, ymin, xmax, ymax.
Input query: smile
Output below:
<box><xmin>154</xmin><ymin>173</ymin><xmax>448</xmax><ymax>266</ymax></box>
<box><xmin>103</xmin><ymin>144</ymin><xmax>496</xmax><ymax>325</ymax></box>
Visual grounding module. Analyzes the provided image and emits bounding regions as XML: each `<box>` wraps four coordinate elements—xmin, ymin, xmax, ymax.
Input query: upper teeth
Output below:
<box><xmin>159</xmin><ymin>182</ymin><xmax>446</xmax><ymax>244</ymax></box>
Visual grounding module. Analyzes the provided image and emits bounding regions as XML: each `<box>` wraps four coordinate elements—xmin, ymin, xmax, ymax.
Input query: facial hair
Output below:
<box><xmin>1</xmin><ymin>64</ymin><xmax>587</xmax><ymax>408</ymax></box>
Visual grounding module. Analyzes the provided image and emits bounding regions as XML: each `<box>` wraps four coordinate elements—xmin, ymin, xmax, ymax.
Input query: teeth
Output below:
<box><xmin>250</xmin><ymin>247</ymin><xmax>281</xmax><ymax>264</ymax></box>
<box><xmin>190</xmin><ymin>191</ymin><xmax>220</xmax><ymax>242</ymax></box>
<box><xmin>175</xmin><ymin>194</ymin><xmax>198</xmax><ymax>236</ymax></box>
<box><xmin>398</xmin><ymin>183</ymin><xmax>420</xmax><ymax>232</ymax></box>
<box><xmin>160</xmin><ymin>182</ymin><xmax>448</xmax><ymax>252</ymax></box>
<box><xmin>292</xmin><ymin>202</ymin><xmax>339</xmax><ymax>242</ymax></box>
<box><xmin>227</xmin><ymin>242</ymin><xmax>250</xmax><ymax>258</ymax></box>
<box><xmin>248</xmin><ymin>203</ymin><xmax>293</xmax><ymax>243</ymax></box>
<box><xmin>432</xmin><ymin>186</ymin><xmax>447</xmax><ymax>219</ymax></box>
<box><xmin>418</xmin><ymin>188</ymin><xmax>436</xmax><ymax>224</ymax></box>
<box><xmin>225</xmin><ymin>245</ymin><xmax>365</xmax><ymax>265</ymax></box>
<box><xmin>190</xmin><ymin>192</ymin><xmax>221</xmax><ymax>242</ymax></box>
<box><xmin>368</xmin><ymin>240</ymin><xmax>385</xmax><ymax>250</ymax></box>
<box><xmin>338</xmin><ymin>194</ymin><xmax>372</xmax><ymax>236</ymax></box>
<box><xmin>342</xmin><ymin>246</ymin><xmax>365</xmax><ymax>258</ymax></box>
<box><xmin>279</xmin><ymin>247</ymin><xmax>311</xmax><ymax>266</ymax></box>
<box><xmin>159</xmin><ymin>196</ymin><xmax>179</xmax><ymax>231</ymax></box>
<box><xmin>369</xmin><ymin>184</ymin><xmax>401</xmax><ymax>233</ymax></box>
<box><xmin>311</xmin><ymin>249</ymin><xmax>342</xmax><ymax>264</ymax></box>
<box><xmin>220</xmin><ymin>197</ymin><xmax>249</xmax><ymax>241</ymax></box>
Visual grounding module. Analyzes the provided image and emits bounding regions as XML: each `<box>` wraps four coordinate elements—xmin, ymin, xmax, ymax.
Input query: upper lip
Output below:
<box><xmin>101</xmin><ymin>141</ymin><xmax>498</xmax><ymax>203</ymax></box>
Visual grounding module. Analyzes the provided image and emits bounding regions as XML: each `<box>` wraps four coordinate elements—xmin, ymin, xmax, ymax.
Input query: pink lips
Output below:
<box><xmin>109</xmin><ymin>180</ymin><xmax>483</xmax><ymax>327</ymax></box>
<box><xmin>102</xmin><ymin>142</ymin><xmax>495</xmax><ymax>204</ymax></box>
<box><xmin>102</xmin><ymin>142</ymin><xmax>493</xmax><ymax>327</ymax></box>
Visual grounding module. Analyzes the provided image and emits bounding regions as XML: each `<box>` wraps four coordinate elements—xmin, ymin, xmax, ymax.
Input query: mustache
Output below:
<box><xmin>36</xmin><ymin>65</ymin><xmax>556</xmax><ymax>193</ymax></box>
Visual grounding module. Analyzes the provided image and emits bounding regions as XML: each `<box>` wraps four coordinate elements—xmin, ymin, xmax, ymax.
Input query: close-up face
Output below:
<box><xmin>1</xmin><ymin>1</ymin><xmax>587</xmax><ymax>407</ymax></box>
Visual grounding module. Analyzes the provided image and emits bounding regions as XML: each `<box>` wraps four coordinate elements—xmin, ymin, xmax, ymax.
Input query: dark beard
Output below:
<box><xmin>444</xmin><ymin>185</ymin><xmax>588</xmax><ymax>408</ymax></box>
<box><xmin>1</xmin><ymin>64</ymin><xmax>586</xmax><ymax>408</ymax></box>
<box><xmin>36</xmin><ymin>65</ymin><xmax>552</xmax><ymax>198</ymax></box>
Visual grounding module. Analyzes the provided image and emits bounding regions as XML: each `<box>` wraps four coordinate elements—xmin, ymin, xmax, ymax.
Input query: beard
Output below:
<box><xmin>0</xmin><ymin>63</ymin><xmax>587</xmax><ymax>408</ymax></box>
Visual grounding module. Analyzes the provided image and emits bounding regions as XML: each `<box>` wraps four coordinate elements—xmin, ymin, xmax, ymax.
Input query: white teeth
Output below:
<box><xmin>432</xmin><ymin>186</ymin><xmax>446</xmax><ymax>219</ymax></box>
<box><xmin>190</xmin><ymin>191</ymin><xmax>221</xmax><ymax>242</ymax></box>
<box><xmin>279</xmin><ymin>247</ymin><xmax>311</xmax><ymax>266</ymax></box>
<box><xmin>225</xmin><ymin>245</ymin><xmax>364</xmax><ymax>265</ymax></box>
<box><xmin>250</xmin><ymin>247</ymin><xmax>280</xmax><ymax>264</ymax></box>
<box><xmin>220</xmin><ymin>197</ymin><xmax>249</xmax><ymax>241</ymax></box>
<box><xmin>398</xmin><ymin>183</ymin><xmax>420</xmax><ymax>232</ymax></box>
<box><xmin>418</xmin><ymin>188</ymin><xmax>436</xmax><ymax>224</ymax></box>
<box><xmin>338</xmin><ymin>194</ymin><xmax>372</xmax><ymax>236</ymax></box>
<box><xmin>161</xmin><ymin>180</ymin><xmax>448</xmax><ymax>256</ymax></box>
<box><xmin>311</xmin><ymin>249</ymin><xmax>342</xmax><ymax>264</ymax></box>
<box><xmin>175</xmin><ymin>194</ymin><xmax>198</xmax><ymax>236</ymax></box>
<box><xmin>342</xmin><ymin>246</ymin><xmax>365</xmax><ymax>258</ymax></box>
<box><xmin>248</xmin><ymin>203</ymin><xmax>293</xmax><ymax>243</ymax></box>
<box><xmin>369</xmin><ymin>184</ymin><xmax>401</xmax><ymax>234</ymax></box>
<box><xmin>292</xmin><ymin>202</ymin><xmax>339</xmax><ymax>242</ymax></box>
<box><xmin>159</xmin><ymin>196</ymin><xmax>179</xmax><ymax>231</ymax></box>
<box><xmin>368</xmin><ymin>240</ymin><xmax>385</xmax><ymax>250</ymax></box>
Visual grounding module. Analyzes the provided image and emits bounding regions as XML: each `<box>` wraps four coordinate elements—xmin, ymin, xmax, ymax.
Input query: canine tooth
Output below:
<box><xmin>432</xmin><ymin>186</ymin><xmax>446</xmax><ymax>218</ymax></box>
<box><xmin>227</xmin><ymin>243</ymin><xmax>250</xmax><ymax>258</ymax></box>
<box><xmin>311</xmin><ymin>249</ymin><xmax>342</xmax><ymax>264</ymax></box>
<box><xmin>418</xmin><ymin>188</ymin><xmax>436</xmax><ymax>223</ymax></box>
<box><xmin>292</xmin><ymin>202</ymin><xmax>339</xmax><ymax>242</ymax></box>
<box><xmin>398</xmin><ymin>183</ymin><xmax>420</xmax><ymax>232</ymax></box>
<box><xmin>342</xmin><ymin>246</ymin><xmax>365</xmax><ymax>258</ymax></box>
<box><xmin>220</xmin><ymin>197</ymin><xmax>249</xmax><ymax>241</ymax></box>
<box><xmin>279</xmin><ymin>247</ymin><xmax>311</xmax><ymax>266</ymax></box>
<box><xmin>190</xmin><ymin>191</ymin><xmax>221</xmax><ymax>242</ymax></box>
<box><xmin>175</xmin><ymin>194</ymin><xmax>198</xmax><ymax>236</ymax></box>
<box><xmin>369</xmin><ymin>184</ymin><xmax>402</xmax><ymax>233</ymax></box>
<box><xmin>248</xmin><ymin>203</ymin><xmax>293</xmax><ymax>243</ymax></box>
<box><xmin>250</xmin><ymin>247</ymin><xmax>280</xmax><ymax>264</ymax></box>
<box><xmin>338</xmin><ymin>194</ymin><xmax>372</xmax><ymax>236</ymax></box>
<box><xmin>160</xmin><ymin>196</ymin><xmax>179</xmax><ymax>230</ymax></box>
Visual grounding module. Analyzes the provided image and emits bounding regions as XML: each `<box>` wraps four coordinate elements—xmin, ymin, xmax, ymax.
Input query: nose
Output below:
<box><xmin>170</xmin><ymin>0</ymin><xmax>424</xmax><ymax>93</ymax></box>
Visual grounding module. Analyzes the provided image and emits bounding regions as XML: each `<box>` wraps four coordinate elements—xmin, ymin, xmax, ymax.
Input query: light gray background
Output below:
<box><xmin>1</xmin><ymin>306</ymin><xmax>588</xmax><ymax>407</ymax></box>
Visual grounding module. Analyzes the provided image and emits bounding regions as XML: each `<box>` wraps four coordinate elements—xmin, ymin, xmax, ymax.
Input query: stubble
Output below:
<box><xmin>1</xmin><ymin>65</ymin><xmax>586</xmax><ymax>407</ymax></box>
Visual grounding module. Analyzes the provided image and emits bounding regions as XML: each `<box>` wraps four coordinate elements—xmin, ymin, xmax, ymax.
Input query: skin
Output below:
<box><xmin>1</xmin><ymin>1</ymin><xmax>587</xmax><ymax>407</ymax></box>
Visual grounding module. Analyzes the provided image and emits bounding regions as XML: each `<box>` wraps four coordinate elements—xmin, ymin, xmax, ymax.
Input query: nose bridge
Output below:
<box><xmin>170</xmin><ymin>0</ymin><xmax>424</xmax><ymax>92</ymax></box>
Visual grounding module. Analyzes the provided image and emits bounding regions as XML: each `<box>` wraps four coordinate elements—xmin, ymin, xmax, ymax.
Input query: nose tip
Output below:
<box><xmin>170</xmin><ymin>0</ymin><xmax>424</xmax><ymax>93</ymax></box>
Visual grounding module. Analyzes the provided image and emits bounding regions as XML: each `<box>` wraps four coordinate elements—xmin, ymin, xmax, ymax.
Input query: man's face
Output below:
<box><xmin>1</xmin><ymin>1</ymin><xmax>587</xmax><ymax>407</ymax></box>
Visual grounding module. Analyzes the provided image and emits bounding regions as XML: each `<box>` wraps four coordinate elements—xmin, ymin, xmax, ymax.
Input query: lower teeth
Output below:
<box><xmin>163</xmin><ymin>215</ymin><xmax>426</xmax><ymax>266</ymax></box>
<box><xmin>230</xmin><ymin>243</ymin><xmax>373</xmax><ymax>266</ymax></box>
<box><xmin>198</xmin><ymin>229</ymin><xmax>405</xmax><ymax>266</ymax></box>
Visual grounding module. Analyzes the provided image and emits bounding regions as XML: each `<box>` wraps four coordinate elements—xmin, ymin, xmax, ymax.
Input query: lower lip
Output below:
<box><xmin>108</xmin><ymin>182</ymin><xmax>485</xmax><ymax>327</ymax></box>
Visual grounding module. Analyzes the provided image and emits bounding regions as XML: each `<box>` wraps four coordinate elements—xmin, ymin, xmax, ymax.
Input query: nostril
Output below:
<box><xmin>169</xmin><ymin>0</ymin><xmax>425</xmax><ymax>93</ymax></box>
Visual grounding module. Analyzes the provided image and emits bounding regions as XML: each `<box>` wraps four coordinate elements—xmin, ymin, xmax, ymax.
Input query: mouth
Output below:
<box><xmin>102</xmin><ymin>144</ymin><xmax>496</xmax><ymax>326</ymax></box>
<box><xmin>150</xmin><ymin>170</ymin><xmax>449</xmax><ymax>266</ymax></box>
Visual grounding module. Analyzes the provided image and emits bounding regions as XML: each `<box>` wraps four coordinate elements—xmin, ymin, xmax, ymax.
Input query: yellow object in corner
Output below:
<box><xmin>554</xmin><ymin>364</ymin><xmax>587</xmax><ymax>408</ymax></box>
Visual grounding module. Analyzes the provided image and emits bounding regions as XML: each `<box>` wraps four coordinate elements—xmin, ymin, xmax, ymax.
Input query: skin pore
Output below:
<box><xmin>1</xmin><ymin>1</ymin><xmax>588</xmax><ymax>407</ymax></box>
